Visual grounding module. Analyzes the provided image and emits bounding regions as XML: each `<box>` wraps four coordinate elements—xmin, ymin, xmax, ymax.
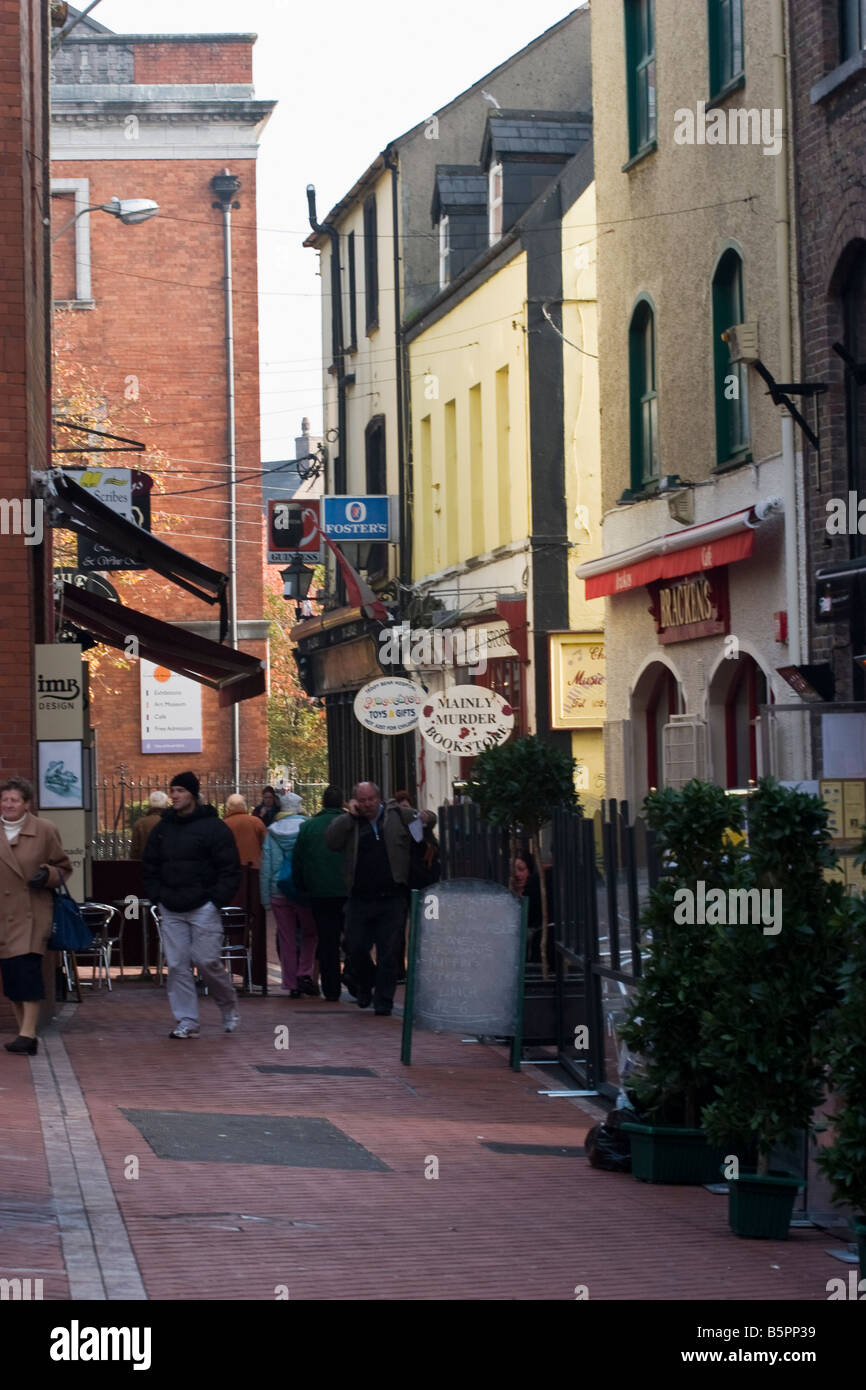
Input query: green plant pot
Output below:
<box><xmin>854</xmin><ymin>1218</ymin><xmax>866</xmax><ymax>1273</ymax></box>
<box><xmin>728</xmin><ymin>1171</ymin><xmax>803</xmax><ymax>1240</ymax></box>
<box><xmin>621</xmin><ymin>1122</ymin><xmax>726</xmax><ymax>1184</ymax></box>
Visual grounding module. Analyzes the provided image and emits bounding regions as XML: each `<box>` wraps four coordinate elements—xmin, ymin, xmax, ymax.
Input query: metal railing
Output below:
<box><xmin>94</xmin><ymin>769</ymin><xmax>329</xmax><ymax>859</ymax></box>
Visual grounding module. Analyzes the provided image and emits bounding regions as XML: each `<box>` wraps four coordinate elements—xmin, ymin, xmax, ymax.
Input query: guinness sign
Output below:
<box><xmin>649</xmin><ymin>569</ymin><xmax>729</xmax><ymax>644</ymax></box>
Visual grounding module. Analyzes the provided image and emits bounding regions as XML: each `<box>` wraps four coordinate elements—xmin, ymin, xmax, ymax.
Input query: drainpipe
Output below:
<box><xmin>307</xmin><ymin>186</ymin><xmax>347</xmax><ymax>604</ymax></box>
<box><xmin>211</xmin><ymin>169</ymin><xmax>242</xmax><ymax>789</ymax></box>
<box><xmin>772</xmin><ymin>0</ymin><xmax>807</xmax><ymax>777</ymax></box>
<box><xmin>383</xmin><ymin>148</ymin><xmax>409</xmax><ymax>587</ymax></box>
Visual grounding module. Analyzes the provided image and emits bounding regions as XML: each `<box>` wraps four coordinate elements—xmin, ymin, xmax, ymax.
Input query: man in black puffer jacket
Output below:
<box><xmin>142</xmin><ymin>771</ymin><xmax>241</xmax><ymax>1039</ymax></box>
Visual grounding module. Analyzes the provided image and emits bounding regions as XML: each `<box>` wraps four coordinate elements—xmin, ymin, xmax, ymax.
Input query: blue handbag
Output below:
<box><xmin>47</xmin><ymin>880</ymin><xmax>94</xmax><ymax>952</ymax></box>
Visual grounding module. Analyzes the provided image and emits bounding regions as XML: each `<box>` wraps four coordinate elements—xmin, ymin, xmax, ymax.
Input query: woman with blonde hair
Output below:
<box><xmin>0</xmin><ymin>776</ymin><xmax>72</xmax><ymax>1054</ymax></box>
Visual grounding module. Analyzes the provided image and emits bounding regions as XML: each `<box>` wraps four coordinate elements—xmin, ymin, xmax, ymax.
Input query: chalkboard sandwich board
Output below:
<box><xmin>400</xmin><ymin>878</ymin><xmax>528</xmax><ymax>1071</ymax></box>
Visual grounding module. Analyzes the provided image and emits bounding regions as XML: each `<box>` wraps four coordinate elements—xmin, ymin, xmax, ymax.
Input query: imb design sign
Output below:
<box><xmin>140</xmin><ymin>661</ymin><xmax>202</xmax><ymax>755</ymax></box>
<box><xmin>419</xmin><ymin>685</ymin><xmax>514</xmax><ymax>755</ymax></box>
<box><xmin>649</xmin><ymin>570</ymin><xmax>729</xmax><ymax>645</ymax></box>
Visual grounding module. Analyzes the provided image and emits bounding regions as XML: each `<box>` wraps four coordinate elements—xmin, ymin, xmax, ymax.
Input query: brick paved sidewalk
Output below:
<box><xmin>0</xmin><ymin>981</ymin><xmax>843</xmax><ymax>1301</ymax></box>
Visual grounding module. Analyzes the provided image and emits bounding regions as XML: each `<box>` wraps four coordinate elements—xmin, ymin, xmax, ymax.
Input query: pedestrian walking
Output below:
<box><xmin>141</xmin><ymin>771</ymin><xmax>241</xmax><ymax>1038</ymax></box>
<box><xmin>252</xmin><ymin>787</ymin><xmax>280</xmax><ymax>828</ymax></box>
<box><xmin>130</xmin><ymin>790</ymin><xmax>169</xmax><ymax>860</ymax></box>
<box><xmin>0</xmin><ymin>776</ymin><xmax>72</xmax><ymax>1055</ymax></box>
<box><xmin>291</xmin><ymin>785</ymin><xmax>347</xmax><ymax>1002</ymax></box>
<box><xmin>224</xmin><ymin>793</ymin><xmax>266</xmax><ymax>870</ymax></box>
<box><xmin>325</xmin><ymin>782</ymin><xmax>435</xmax><ymax>1016</ymax></box>
<box><xmin>260</xmin><ymin>792</ymin><xmax>318</xmax><ymax>998</ymax></box>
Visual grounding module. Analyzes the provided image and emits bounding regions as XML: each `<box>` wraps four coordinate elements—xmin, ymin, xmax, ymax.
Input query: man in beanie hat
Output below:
<box><xmin>142</xmin><ymin>771</ymin><xmax>241</xmax><ymax>1037</ymax></box>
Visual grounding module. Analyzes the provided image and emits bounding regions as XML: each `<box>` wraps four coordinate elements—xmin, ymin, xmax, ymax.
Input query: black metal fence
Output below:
<box><xmin>553</xmin><ymin>801</ymin><xmax>660</xmax><ymax>1097</ymax></box>
<box><xmin>436</xmin><ymin>801</ymin><xmax>511</xmax><ymax>885</ymax></box>
<box><xmin>94</xmin><ymin>769</ymin><xmax>328</xmax><ymax>859</ymax></box>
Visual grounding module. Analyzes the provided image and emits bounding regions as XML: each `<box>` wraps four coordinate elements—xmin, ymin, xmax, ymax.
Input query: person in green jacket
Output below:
<box><xmin>291</xmin><ymin>785</ymin><xmax>347</xmax><ymax>1002</ymax></box>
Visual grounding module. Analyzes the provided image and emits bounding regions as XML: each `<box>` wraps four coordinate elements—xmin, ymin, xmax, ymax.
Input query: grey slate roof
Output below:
<box><xmin>481</xmin><ymin>109</ymin><xmax>592</xmax><ymax>164</ymax></box>
<box><xmin>431</xmin><ymin>165</ymin><xmax>488</xmax><ymax>222</ymax></box>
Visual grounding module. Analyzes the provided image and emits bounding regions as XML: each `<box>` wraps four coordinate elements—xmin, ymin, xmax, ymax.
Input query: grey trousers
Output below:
<box><xmin>159</xmin><ymin>902</ymin><xmax>236</xmax><ymax>1026</ymax></box>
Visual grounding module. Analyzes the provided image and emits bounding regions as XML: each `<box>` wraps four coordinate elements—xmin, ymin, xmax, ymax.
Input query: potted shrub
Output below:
<box><xmin>701</xmin><ymin>779</ymin><xmax>848</xmax><ymax>1238</ymax></box>
<box><xmin>816</xmin><ymin>842</ymin><xmax>866</xmax><ymax>1270</ymax></box>
<box><xmin>620</xmin><ymin>780</ymin><xmax>744</xmax><ymax>1183</ymax></box>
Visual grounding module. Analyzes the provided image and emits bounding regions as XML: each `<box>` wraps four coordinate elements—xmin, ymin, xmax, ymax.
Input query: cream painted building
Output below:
<box><xmin>580</xmin><ymin>0</ymin><xmax>807</xmax><ymax>807</ymax></box>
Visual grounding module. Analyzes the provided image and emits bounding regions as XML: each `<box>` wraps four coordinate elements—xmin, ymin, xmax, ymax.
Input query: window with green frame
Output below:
<box><xmin>713</xmin><ymin>249</ymin><xmax>750</xmax><ymax>466</ymax></box>
<box><xmin>629</xmin><ymin>299</ymin><xmax>660</xmax><ymax>489</ymax></box>
<box><xmin>625</xmin><ymin>0</ymin><xmax>657</xmax><ymax>158</ymax></box>
<box><xmin>708</xmin><ymin>0</ymin><xmax>745</xmax><ymax>100</ymax></box>
<box><xmin>840</xmin><ymin>0</ymin><xmax>866</xmax><ymax>60</ymax></box>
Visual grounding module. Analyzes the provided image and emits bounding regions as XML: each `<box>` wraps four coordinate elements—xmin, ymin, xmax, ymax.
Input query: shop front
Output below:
<box><xmin>577</xmin><ymin>498</ymin><xmax>802</xmax><ymax>804</ymax></box>
<box><xmin>291</xmin><ymin>606</ymin><xmax>415</xmax><ymax>800</ymax></box>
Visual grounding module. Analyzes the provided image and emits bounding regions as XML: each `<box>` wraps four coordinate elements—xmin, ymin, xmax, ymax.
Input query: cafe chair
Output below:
<box><xmin>76</xmin><ymin>903</ymin><xmax>123</xmax><ymax>990</ymax></box>
<box><xmin>220</xmin><ymin>906</ymin><xmax>252</xmax><ymax>995</ymax></box>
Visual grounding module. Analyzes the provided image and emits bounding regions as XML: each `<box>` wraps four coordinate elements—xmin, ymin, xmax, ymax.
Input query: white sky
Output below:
<box><xmin>90</xmin><ymin>1</ymin><xmax>583</xmax><ymax>458</ymax></box>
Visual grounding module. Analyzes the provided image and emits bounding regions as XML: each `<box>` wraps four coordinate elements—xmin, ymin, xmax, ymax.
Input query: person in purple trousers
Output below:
<box><xmin>260</xmin><ymin>792</ymin><xmax>318</xmax><ymax>997</ymax></box>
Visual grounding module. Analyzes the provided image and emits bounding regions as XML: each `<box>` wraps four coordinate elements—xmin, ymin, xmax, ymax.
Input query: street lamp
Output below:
<box><xmin>51</xmin><ymin>196</ymin><xmax>160</xmax><ymax>241</ymax></box>
<box><xmin>281</xmin><ymin>559</ymin><xmax>314</xmax><ymax>621</ymax></box>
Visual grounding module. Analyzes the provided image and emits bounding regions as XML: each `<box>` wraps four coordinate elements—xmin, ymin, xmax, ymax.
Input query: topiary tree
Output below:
<box><xmin>620</xmin><ymin>780</ymin><xmax>745</xmax><ymax>1128</ymax></box>
<box><xmin>468</xmin><ymin>735</ymin><xmax>579</xmax><ymax>974</ymax></box>
<box><xmin>817</xmin><ymin>839</ymin><xmax>866</xmax><ymax>1221</ymax></box>
<box><xmin>701</xmin><ymin>779</ymin><xmax>848</xmax><ymax>1175</ymax></box>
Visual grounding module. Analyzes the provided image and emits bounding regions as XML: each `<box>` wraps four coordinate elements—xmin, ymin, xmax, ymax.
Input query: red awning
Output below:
<box><xmin>57</xmin><ymin>584</ymin><xmax>265</xmax><ymax>707</ymax></box>
<box><xmin>579</xmin><ymin>507</ymin><xmax>765</xmax><ymax>601</ymax></box>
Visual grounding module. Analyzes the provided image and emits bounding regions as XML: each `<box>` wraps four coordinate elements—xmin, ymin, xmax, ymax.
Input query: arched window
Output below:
<box><xmin>713</xmin><ymin>249</ymin><xmax>750</xmax><ymax>466</ymax></box>
<box><xmin>631</xmin><ymin>662</ymin><xmax>681</xmax><ymax>801</ymax></box>
<box><xmin>629</xmin><ymin>298</ymin><xmax>659</xmax><ymax>490</ymax></box>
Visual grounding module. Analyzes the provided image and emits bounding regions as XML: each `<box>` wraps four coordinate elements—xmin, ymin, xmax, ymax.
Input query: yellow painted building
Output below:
<box><xmin>407</xmin><ymin>146</ymin><xmax>605</xmax><ymax>812</ymax></box>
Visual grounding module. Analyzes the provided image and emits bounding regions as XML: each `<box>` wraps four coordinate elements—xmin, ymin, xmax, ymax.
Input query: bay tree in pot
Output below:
<box><xmin>620</xmin><ymin>780</ymin><xmax>744</xmax><ymax>1183</ymax></box>
<box><xmin>817</xmin><ymin>844</ymin><xmax>866</xmax><ymax>1271</ymax></box>
<box><xmin>468</xmin><ymin>735</ymin><xmax>579</xmax><ymax>978</ymax></box>
<box><xmin>701</xmin><ymin>779</ymin><xmax>848</xmax><ymax>1239</ymax></box>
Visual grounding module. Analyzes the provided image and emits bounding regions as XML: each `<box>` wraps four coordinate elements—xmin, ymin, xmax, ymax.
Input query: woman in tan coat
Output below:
<box><xmin>0</xmin><ymin>776</ymin><xmax>72</xmax><ymax>1055</ymax></box>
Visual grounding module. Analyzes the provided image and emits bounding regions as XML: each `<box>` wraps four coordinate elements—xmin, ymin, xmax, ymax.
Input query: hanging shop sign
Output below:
<box><xmin>322</xmin><ymin>495</ymin><xmax>392</xmax><ymax>540</ymax></box>
<box><xmin>72</xmin><ymin>467</ymin><xmax>153</xmax><ymax>571</ymax></box>
<box><xmin>353</xmin><ymin>677</ymin><xmax>426</xmax><ymax>735</ymax></box>
<box><xmin>648</xmin><ymin>569</ymin><xmax>729</xmax><ymax>645</ymax></box>
<box><xmin>418</xmin><ymin>684</ymin><xmax>515</xmax><ymax>755</ymax></box>
<box><xmin>549</xmin><ymin>633</ymin><xmax>606</xmax><ymax>730</ymax></box>
<box><xmin>267</xmin><ymin>497</ymin><xmax>322</xmax><ymax>563</ymax></box>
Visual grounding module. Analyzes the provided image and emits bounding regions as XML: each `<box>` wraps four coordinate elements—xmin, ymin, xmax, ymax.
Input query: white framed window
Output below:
<box><xmin>488</xmin><ymin>161</ymin><xmax>503</xmax><ymax>245</ymax></box>
<box><xmin>438</xmin><ymin>215</ymin><xmax>450</xmax><ymax>289</ymax></box>
<box><xmin>51</xmin><ymin>177</ymin><xmax>93</xmax><ymax>305</ymax></box>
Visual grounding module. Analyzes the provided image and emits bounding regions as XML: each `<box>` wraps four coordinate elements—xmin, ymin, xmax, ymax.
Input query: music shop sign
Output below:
<box><xmin>648</xmin><ymin>569</ymin><xmax>730</xmax><ymax>645</ymax></box>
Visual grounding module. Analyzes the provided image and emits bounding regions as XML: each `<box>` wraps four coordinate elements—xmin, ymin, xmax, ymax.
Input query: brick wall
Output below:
<box><xmin>0</xmin><ymin>0</ymin><xmax>51</xmax><ymax>782</ymax></box>
<box><xmin>51</xmin><ymin>35</ymin><xmax>268</xmax><ymax>785</ymax></box>
<box><xmin>789</xmin><ymin>0</ymin><xmax>866</xmax><ymax>701</ymax></box>
<box><xmin>133</xmin><ymin>41</ymin><xmax>253</xmax><ymax>85</ymax></box>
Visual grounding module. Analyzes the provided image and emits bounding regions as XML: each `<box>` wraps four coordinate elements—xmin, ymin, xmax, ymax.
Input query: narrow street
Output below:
<box><xmin>0</xmin><ymin>973</ymin><xmax>835</xmax><ymax>1302</ymax></box>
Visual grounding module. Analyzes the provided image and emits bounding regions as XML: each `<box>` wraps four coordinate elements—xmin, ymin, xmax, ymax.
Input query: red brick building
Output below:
<box><xmin>50</xmin><ymin>12</ymin><xmax>275</xmax><ymax>791</ymax></box>
<box><xmin>791</xmin><ymin>1</ymin><xmax>866</xmax><ymax>712</ymax></box>
<box><xmin>0</xmin><ymin>0</ymin><xmax>53</xmax><ymax>781</ymax></box>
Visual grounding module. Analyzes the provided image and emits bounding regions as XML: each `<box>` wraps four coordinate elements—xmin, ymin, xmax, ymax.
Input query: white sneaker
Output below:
<box><xmin>169</xmin><ymin>1021</ymin><xmax>200</xmax><ymax>1039</ymax></box>
<box><xmin>222</xmin><ymin>1008</ymin><xmax>240</xmax><ymax>1033</ymax></box>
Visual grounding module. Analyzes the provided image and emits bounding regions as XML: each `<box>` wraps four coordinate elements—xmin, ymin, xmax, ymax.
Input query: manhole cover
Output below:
<box><xmin>481</xmin><ymin>1142</ymin><xmax>586</xmax><ymax>1157</ymax></box>
<box><xmin>255</xmin><ymin>1065</ymin><xmax>377</xmax><ymax>1077</ymax></box>
<box><xmin>121</xmin><ymin>1110</ymin><xmax>390</xmax><ymax>1171</ymax></box>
